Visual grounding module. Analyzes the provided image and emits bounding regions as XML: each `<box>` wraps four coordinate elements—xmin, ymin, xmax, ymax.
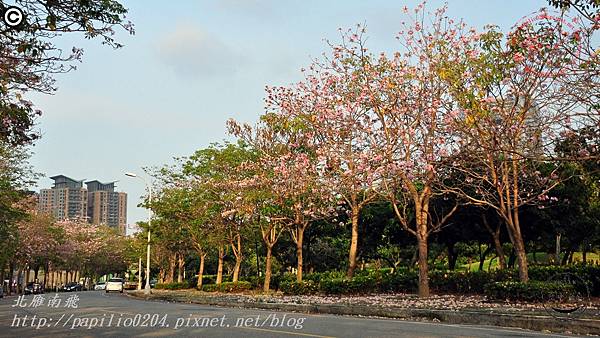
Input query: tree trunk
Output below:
<box><xmin>18</xmin><ymin>266</ymin><xmax>23</xmax><ymax>294</ymax></box>
<box><xmin>488</xmin><ymin>256</ymin><xmax>496</xmax><ymax>271</ymax></box>
<box><xmin>417</xmin><ymin>233</ymin><xmax>430</xmax><ymax>297</ymax></box>
<box><xmin>167</xmin><ymin>254</ymin><xmax>176</xmax><ymax>283</ymax></box>
<box><xmin>491</xmin><ymin>234</ymin><xmax>506</xmax><ymax>270</ymax></box>
<box><xmin>177</xmin><ymin>253</ymin><xmax>184</xmax><ymax>283</ymax></box>
<box><xmin>25</xmin><ymin>265</ymin><xmax>30</xmax><ymax>285</ymax></box>
<box><xmin>508</xmin><ymin>250</ymin><xmax>516</xmax><ymax>268</ymax></box>
<box><xmin>263</xmin><ymin>245</ymin><xmax>273</xmax><ymax>292</ymax></box>
<box><xmin>481</xmin><ymin>214</ymin><xmax>506</xmax><ymax>270</ymax></box>
<box><xmin>216</xmin><ymin>245</ymin><xmax>224</xmax><ymax>285</ymax></box>
<box><xmin>347</xmin><ymin>209</ymin><xmax>360</xmax><ymax>278</ymax></box>
<box><xmin>582</xmin><ymin>246</ymin><xmax>588</xmax><ymax>265</ymax></box>
<box><xmin>502</xmin><ymin>188</ymin><xmax>528</xmax><ymax>281</ymax></box>
<box><xmin>295</xmin><ymin>225</ymin><xmax>305</xmax><ymax>282</ymax></box>
<box><xmin>447</xmin><ymin>242</ymin><xmax>457</xmax><ymax>271</ymax></box>
<box><xmin>254</xmin><ymin>240</ymin><xmax>261</xmax><ymax>279</ymax></box>
<box><xmin>479</xmin><ymin>246</ymin><xmax>492</xmax><ymax>271</ymax></box>
<box><xmin>232</xmin><ymin>259</ymin><xmax>241</xmax><ymax>284</ymax></box>
<box><xmin>49</xmin><ymin>270</ymin><xmax>54</xmax><ymax>289</ymax></box>
<box><xmin>555</xmin><ymin>234</ymin><xmax>561</xmax><ymax>266</ymax></box>
<box><xmin>43</xmin><ymin>261</ymin><xmax>49</xmax><ymax>288</ymax></box>
<box><xmin>568</xmin><ymin>251</ymin><xmax>574</xmax><ymax>264</ymax></box>
<box><xmin>232</xmin><ymin>235</ymin><xmax>242</xmax><ymax>284</ymax></box>
<box><xmin>8</xmin><ymin>262</ymin><xmax>14</xmax><ymax>295</ymax></box>
<box><xmin>137</xmin><ymin>257</ymin><xmax>142</xmax><ymax>290</ymax></box>
<box><xmin>513</xmin><ymin>232</ymin><xmax>529</xmax><ymax>282</ymax></box>
<box><xmin>415</xmin><ymin>201</ymin><xmax>430</xmax><ymax>298</ymax></box>
<box><xmin>158</xmin><ymin>267</ymin><xmax>164</xmax><ymax>284</ymax></box>
<box><xmin>197</xmin><ymin>253</ymin><xmax>206</xmax><ymax>289</ymax></box>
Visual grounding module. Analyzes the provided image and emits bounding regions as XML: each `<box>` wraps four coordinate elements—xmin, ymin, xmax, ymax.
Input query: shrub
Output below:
<box><xmin>303</xmin><ymin>270</ymin><xmax>417</xmax><ymax>295</ymax></box>
<box><xmin>529</xmin><ymin>265</ymin><xmax>599</xmax><ymax>297</ymax></box>
<box><xmin>484</xmin><ymin>281</ymin><xmax>576</xmax><ymax>302</ymax></box>
<box><xmin>245</xmin><ymin>275</ymin><xmax>264</xmax><ymax>289</ymax></box>
<box><xmin>348</xmin><ymin>274</ymin><xmax>377</xmax><ymax>293</ymax></box>
<box><xmin>245</xmin><ymin>273</ymin><xmax>300</xmax><ymax>290</ymax></box>
<box><xmin>192</xmin><ymin>274</ymin><xmax>233</xmax><ymax>285</ymax></box>
<box><xmin>201</xmin><ymin>281</ymin><xmax>252</xmax><ymax>293</ymax></box>
<box><xmin>380</xmin><ymin>270</ymin><xmax>418</xmax><ymax>292</ymax></box>
<box><xmin>154</xmin><ymin>282</ymin><xmax>191</xmax><ymax>290</ymax></box>
<box><xmin>429</xmin><ymin>270</ymin><xmax>514</xmax><ymax>294</ymax></box>
<box><xmin>304</xmin><ymin>271</ymin><xmax>346</xmax><ymax>283</ymax></box>
<box><xmin>319</xmin><ymin>278</ymin><xmax>350</xmax><ymax>294</ymax></box>
<box><xmin>317</xmin><ymin>274</ymin><xmax>380</xmax><ymax>295</ymax></box>
<box><xmin>279</xmin><ymin>280</ymin><xmax>319</xmax><ymax>295</ymax></box>
<box><xmin>279</xmin><ymin>265</ymin><xmax>598</xmax><ymax>297</ymax></box>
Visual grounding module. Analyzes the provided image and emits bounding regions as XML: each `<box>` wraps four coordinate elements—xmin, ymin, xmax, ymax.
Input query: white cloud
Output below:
<box><xmin>156</xmin><ymin>23</ymin><xmax>241</xmax><ymax>80</ymax></box>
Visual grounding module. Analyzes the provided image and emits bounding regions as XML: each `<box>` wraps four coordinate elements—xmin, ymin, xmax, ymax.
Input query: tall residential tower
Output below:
<box><xmin>38</xmin><ymin>175</ymin><xmax>127</xmax><ymax>234</ymax></box>
<box><xmin>38</xmin><ymin>175</ymin><xmax>88</xmax><ymax>221</ymax></box>
<box><xmin>86</xmin><ymin>180</ymin><xmax>128</xmax><ymax>233</ymax></box>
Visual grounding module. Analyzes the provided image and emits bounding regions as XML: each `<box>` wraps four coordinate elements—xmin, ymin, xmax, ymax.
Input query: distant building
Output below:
<box><xmin>38</xmin><ymin>175</ymin><xmax>127</xmax><ymax>234</ymax></box>
<box><xmin>86</xmin><ymin>180</ymin><xmax>127</xmax><ymax>232</ymax></box>
<box><xmin>38</xmin><ymin>175</ymin><xmax>88</xmax><ymax>221</ymax></box>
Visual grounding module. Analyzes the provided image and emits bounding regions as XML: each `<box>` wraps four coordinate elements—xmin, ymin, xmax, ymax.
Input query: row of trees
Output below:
<box><xmin>2</xmin><ymin>206</ymin><xmax>132</xmax><ymax>294</ymax></box>
<box><xmin>145</xmin><ymin>3</ymin><xmax>600</xmax><ymax>297</ymax></box>
<box><xmin>0</xmin><ymin>1</ymin><xmax>134</xmax><ymax>292</ymax></box>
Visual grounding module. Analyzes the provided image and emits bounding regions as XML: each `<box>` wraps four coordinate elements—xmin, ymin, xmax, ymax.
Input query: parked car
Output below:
<box><xmin>123</xmin><ymin>281</ymin><xmax>137</xmax><ymax>290</ymax></box>
<box><xmin>105</xmin><ymin>278</ymin><xmax>123</xmax><ymax>293</ymax></box>
<box><xmin>62</xmin><ymin>282</ymin><xmax>83</xmax><ymax>292</ymax></box>
<box><xmin>150</xmin><ymin>279</ymin><xmax>157</xmax><ymax>288</ymax></box>
<box><xmin>94</xmin><ymin>282</ymin><xmax>106</xmax><ymax>290</ymax></box>
<box><xmin>25</xmin><ymin>282</ymin><xmax>44</xmax><ymax>295</ymax></box>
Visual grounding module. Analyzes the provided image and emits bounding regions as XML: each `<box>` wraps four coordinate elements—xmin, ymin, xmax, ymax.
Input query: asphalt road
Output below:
<box><xmin>0</xmin><ymin>291</ymin><xmax>583</xmax><ymax>338</ymax></box>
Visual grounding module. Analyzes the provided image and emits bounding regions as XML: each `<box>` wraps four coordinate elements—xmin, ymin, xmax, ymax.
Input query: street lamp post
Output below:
<box><xmin>125</xmin><ymin>172</ymin><xmax>153</xmax><ymax>295</ymax></box>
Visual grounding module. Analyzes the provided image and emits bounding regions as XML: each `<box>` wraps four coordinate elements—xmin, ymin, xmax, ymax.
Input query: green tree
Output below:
<box><xmin>0</xmin><ymin>0</ymin><xmax>134</xmax><ymax>146</ymax></box>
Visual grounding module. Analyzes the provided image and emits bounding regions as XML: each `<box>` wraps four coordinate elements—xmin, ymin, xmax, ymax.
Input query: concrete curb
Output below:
<box><xmin>127</xmin><ymin>292</ymin><xmax>600</xmax><ymax>335</ymax></box>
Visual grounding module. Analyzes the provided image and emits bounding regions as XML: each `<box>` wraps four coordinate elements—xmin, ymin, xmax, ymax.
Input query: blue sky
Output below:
<box><xmin>28</xmin><ymin>0</ymin><xmax>551</xmax><ymax>230</ymax></box>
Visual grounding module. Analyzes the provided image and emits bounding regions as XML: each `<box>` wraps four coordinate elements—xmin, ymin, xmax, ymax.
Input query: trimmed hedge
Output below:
<box><xmin>429</xmin><ymin>270</ymin><xmax>515</xmax><ymax>294</ymax></box>
<box><xmin>158</xmin><ymin>265</ymin><xmax>599</xmax><ymax>297</ymax></box>
<box><xmin>278</xmin><ymin>265</ymin><xmax>599</xmax><ymax>297</ymax></box>
<box><xmin>304</xmin><ymin>271</ymin><xmax>346</xmax><ymax>283</ymax></box>
<box><xmin>189</xmin><ymin>274</ymin><xmax>232</xmax><ymax>286</ymax></box>
<box><xmin>201</xmin><ymin>281</ymin><xmax>252</xmax><ymax>292</ymax></box>
<box><xmin>155</xmin><ymin>282</ymin><xmax>191</xmax><ymax>290</ymax></box>
<box><xmin>245</xmin><ymin>273</ymin><xmax>297</xmax><ymax>290</ymax></box>
<box><xmin>279</xmin><ymin>280</ymin><xmax>319</xmax><ymax>295</ymax></box>
<box><xmin>484</xmin><ymin>281</ymin><xmax>576</xmax><ymax>301</ymax></box>
<box><xmin>528</xmin><ymin>265</ymin><xmax>599</xmax><ymax>296</ymax></box>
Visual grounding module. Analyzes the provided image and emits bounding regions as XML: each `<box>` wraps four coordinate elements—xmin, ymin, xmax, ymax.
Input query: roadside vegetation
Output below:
<box><xmin>2</xmin><ymin>1</ymin><xmax>600</xmax><ymax>303</ymax></box>
<box><xmin>140</xmin><ymin>1</ymin><xmax>600</xmax><ymax>300</ymax></box>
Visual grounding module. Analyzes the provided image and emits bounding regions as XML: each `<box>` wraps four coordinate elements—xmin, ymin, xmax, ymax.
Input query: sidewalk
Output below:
<box><xmin>128</xmin><ymin>290</ymin><xmax>600</xmax><ymax>335</ymax></box>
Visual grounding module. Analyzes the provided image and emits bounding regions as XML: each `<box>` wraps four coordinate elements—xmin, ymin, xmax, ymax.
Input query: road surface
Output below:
<box><xmin>0</xmin><ymin>291</ymin><xmax>581</xmax><ymax>337</ymax></box>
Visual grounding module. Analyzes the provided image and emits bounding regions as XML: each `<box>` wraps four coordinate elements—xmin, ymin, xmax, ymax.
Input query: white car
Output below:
<box><xmin>105</xmin><ymin>278</ymin><xmax>123</xmax><ymax>293</ymax></box>
<box><xmin>94</xmin><ymin>282</ymin><xmax>106</xmax><ymax>290</ymax></box>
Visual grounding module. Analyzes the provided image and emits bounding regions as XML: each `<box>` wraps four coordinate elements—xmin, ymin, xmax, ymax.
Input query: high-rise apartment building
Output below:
<box><xmin>38</xmin><ymin>175</ymin><xmax>88</xmax><ymax>221</ymax></box>
<box><xmin>39</xmin><ymin>175</ymin><xmax>127</xmax><ymax>234</ymax></box>
<box><xmin>86</xmin><ymin>180</ymin><xmax>127</xmax><ymax>232</ymax></box>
